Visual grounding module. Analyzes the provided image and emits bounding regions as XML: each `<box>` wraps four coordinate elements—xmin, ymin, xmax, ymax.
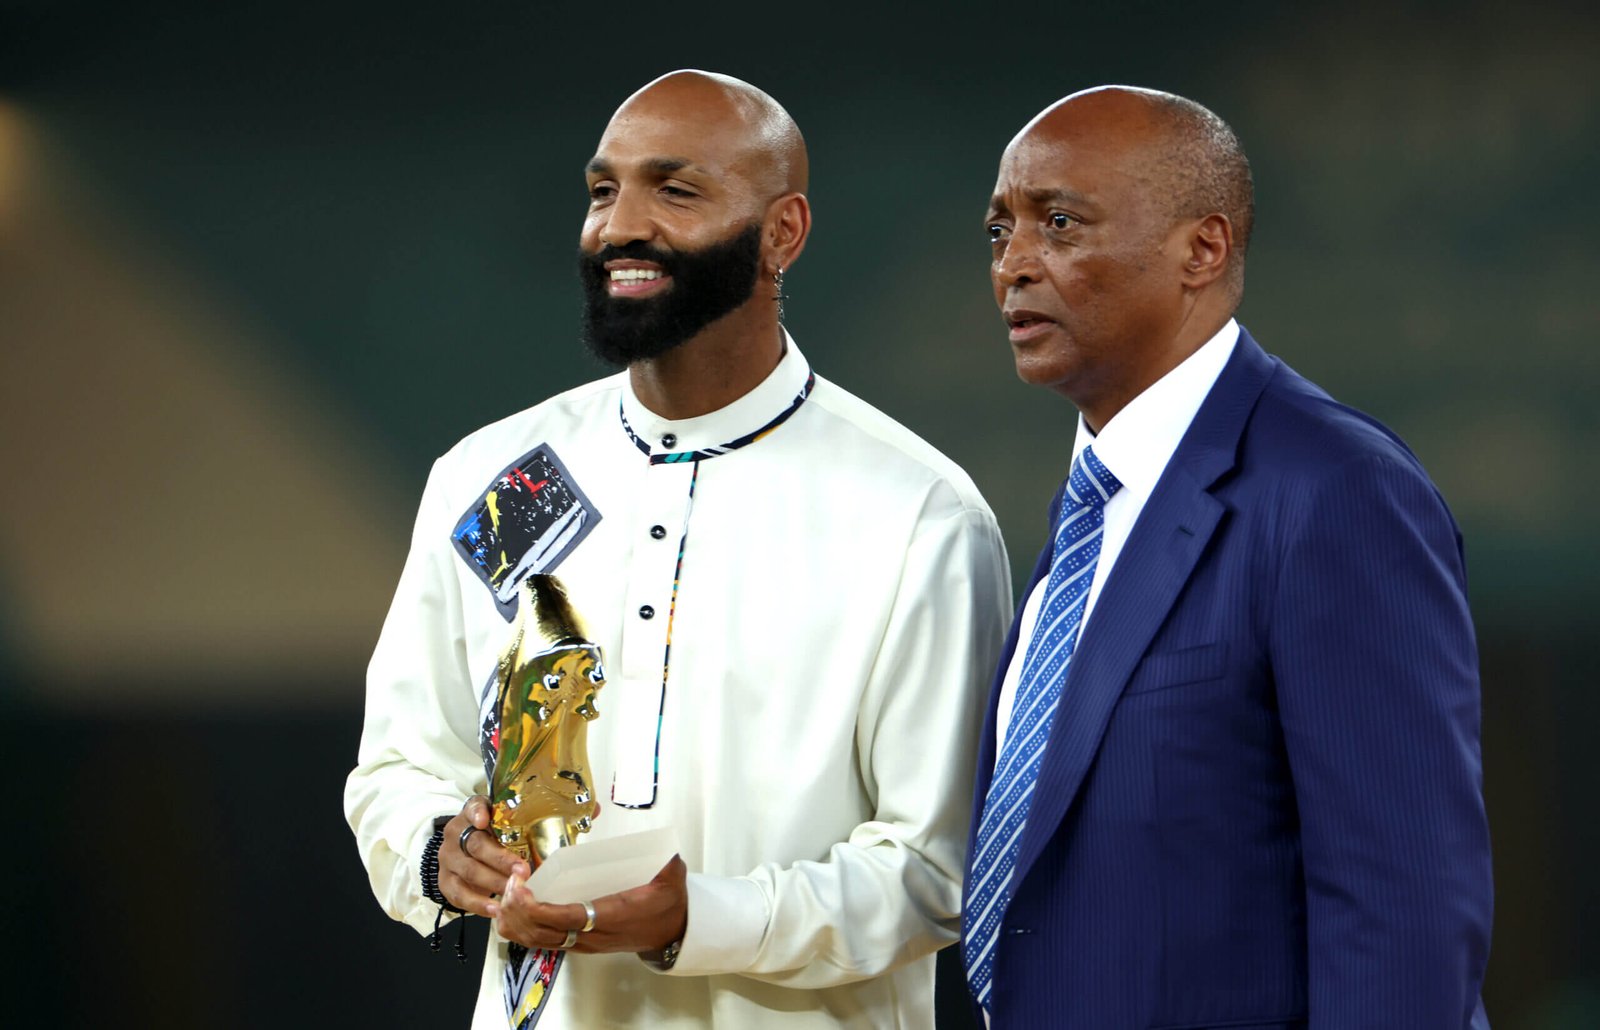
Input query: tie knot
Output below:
<box><xmin>1064</xmin><ymin>446</ymin><xmax>1122</xmax><ymax>512</ymax></box>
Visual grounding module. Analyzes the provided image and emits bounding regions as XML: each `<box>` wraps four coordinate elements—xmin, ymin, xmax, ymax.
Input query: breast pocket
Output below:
<box><xmin>1123</xmin><ymin>642</ymin><xmax>1228</xmax><ymax>696</ymax></box>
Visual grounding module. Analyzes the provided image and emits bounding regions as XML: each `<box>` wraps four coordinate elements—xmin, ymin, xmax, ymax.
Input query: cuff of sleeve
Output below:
<box><xmin>656</xmin><ymin>872</ymin><xmax>769</xmax><ymax>977</ymax></box>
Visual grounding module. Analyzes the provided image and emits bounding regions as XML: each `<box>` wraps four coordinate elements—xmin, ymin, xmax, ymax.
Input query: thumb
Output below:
<box><xmin>654</xmin><ymin>854</ymin><xmax>687</xmax><ymax>885</ymax></box>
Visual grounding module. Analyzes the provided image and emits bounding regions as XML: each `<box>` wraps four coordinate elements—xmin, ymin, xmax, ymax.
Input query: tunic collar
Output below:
<box><xmin>618</xmin><ymin>330</ymin><xmax>816</xmax><ymax>465</ymax></box>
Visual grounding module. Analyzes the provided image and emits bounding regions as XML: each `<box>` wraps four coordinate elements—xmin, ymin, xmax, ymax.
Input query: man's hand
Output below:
<box><xmin>439</xmin><ymin>795</ymin><xmax>527</xmax><ymax>917</ymax></box>
<box><xmin>488</xmin><ymin>855</ymin><xmax>689</xmax><ymax>957</ymax></box>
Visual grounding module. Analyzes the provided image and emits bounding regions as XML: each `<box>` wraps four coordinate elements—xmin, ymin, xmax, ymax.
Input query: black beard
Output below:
<box><xmin>578</xmin><ymin>223</ymin><xmax>763</xmax><ymax>367</ymax></box>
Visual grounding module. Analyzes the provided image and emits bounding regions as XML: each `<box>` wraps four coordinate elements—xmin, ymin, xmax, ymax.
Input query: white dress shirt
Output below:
<box><xmin>345</xmin><ymin>336</ymin><xmax>1012</xmax><ymax>1029</ymax></box>
<box><xmin>994</xmin><ymin>320</ymin><xmax>1238</xmax><ymax>754</ymax></box>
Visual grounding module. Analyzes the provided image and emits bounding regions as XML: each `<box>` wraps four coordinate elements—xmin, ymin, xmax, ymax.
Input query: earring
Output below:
<box><xmin>774</xmin><ymin>266</ymin><xmax>787</xmax><ymax>325</ymax></box>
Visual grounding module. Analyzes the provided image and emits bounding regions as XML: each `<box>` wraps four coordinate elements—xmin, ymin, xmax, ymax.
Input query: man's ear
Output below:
<box><xmin>764</xmin><ymin>193</ymin><xmax>811</xmax><ymax>273</ymax></box>
<box><xmin>1179</xmin><ymin>213</ymin><xmax>1233</xmax><ymax>290</ymax></box>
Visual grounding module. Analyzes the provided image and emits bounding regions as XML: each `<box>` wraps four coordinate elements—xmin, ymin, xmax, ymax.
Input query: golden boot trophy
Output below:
<box><xmin>486</xmin><ymin>574</ymin><xmax>606</xmax><ymax>867</ymax></box>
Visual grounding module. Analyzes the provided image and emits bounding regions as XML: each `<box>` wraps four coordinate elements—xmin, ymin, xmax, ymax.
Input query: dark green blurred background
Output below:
<box><xmin>2</xmin><ymin>2</ymin><xmax>1595</xmax><ymax>1026</ymax></box>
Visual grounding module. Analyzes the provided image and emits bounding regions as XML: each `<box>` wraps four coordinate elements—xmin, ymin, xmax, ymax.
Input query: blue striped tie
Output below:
<box><xmin>964</xmin><ymin>445</ymin><xmax>1122</xmax><ymax>1011</ymax></box>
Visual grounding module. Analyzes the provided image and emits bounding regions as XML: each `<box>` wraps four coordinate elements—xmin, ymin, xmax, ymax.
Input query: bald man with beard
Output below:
<box><xmin>346</xmin><ymin>71</ymin><xmax>1011</xmax><ymax>1029</ymax></box>
<box><xmin>960</xmin><ymin>87</ymin><xmax>1491</xmax><ymax>1028</ymax></box>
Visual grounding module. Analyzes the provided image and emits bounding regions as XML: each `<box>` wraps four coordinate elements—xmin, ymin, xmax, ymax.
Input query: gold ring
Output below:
<box><xmin>580</xmin><ymin>900</ymin><xmax>597</xmax><ymax>933</ymax></box>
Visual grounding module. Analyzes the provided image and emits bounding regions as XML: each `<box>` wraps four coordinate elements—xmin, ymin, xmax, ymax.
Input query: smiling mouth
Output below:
<box><xmin>606</xmin><ymin>267</ymin><xmax>672</xmax><ymax>297</ymax></box>
<box><xmin>610</xmin><ymin>268</ymin><xmax>664</xmax><ymax>283</ymax></box>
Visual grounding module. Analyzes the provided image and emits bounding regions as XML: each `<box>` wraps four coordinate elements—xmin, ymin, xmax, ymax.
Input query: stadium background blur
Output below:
<box><xmin>2</xmin><ymin>2</ymin><xmax>1595</xmax><ymax>1026</ymax></box>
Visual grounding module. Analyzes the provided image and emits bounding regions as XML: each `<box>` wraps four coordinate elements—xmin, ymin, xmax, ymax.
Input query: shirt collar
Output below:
<box><xmin>1071</xmin><ymin>318</ymin><xmax>1240</xmax><ymax>502</ymax></box>
<box><xmin>619</xmin><ymin>330</ymin><xmax>815</xmax><ymax>464</ymax></box>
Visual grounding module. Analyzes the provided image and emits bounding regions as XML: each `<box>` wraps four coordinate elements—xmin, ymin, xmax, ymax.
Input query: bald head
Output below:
<box><xmin>1015</xmin><ymin>86</ymin><xmax>1253</xmax><ymax>288</ymax></box>
<box><xmin>610</xmin><ymin>70</ymin><xmax>808</xmax><ymax>201</ymax></box>
<box><xmin>987</xmin><ymin>86</ymin><xmax>1253</xmax><ymax>424</ymax></box>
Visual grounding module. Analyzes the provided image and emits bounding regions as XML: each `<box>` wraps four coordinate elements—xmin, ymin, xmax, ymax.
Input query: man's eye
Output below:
<box><xmin>589</xmin><ymin>184</ymin><xmax>615</xmax><ymax>200</ymax></box>
<box><xmin>662</xmin><ymin>186</ymin><xmax>694</xmax><ymax>198</ymax></box>
<box><xmin>987</xmin><ymin>223</ymin><xmax>1010</xmax><ymax>242</ymax></box>
<box><xmin>1050</xmin><ymin>213</ymin><xmax>1075</xmax><ymax>229</ymax></box>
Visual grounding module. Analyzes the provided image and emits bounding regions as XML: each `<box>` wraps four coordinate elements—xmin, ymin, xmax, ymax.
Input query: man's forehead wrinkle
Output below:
<box><xmin>594</xmin><ymin>103</ymin><xmax>740</xmax><ymax>176</ymax></box>
<box><xmin>1022</xmin><ymin>186</ymin><xmax>1091</xmax><ymax>206</ymax></box>
<box><xmin>586</xmin><ymin>139</ymin><xmax>717</xmax><ymax>176</ymax></box>
<box><xmin>644</xmin><ymin>157</ymin><xmax>702</xmax><ymax>175</ymax></box>
<box><xmin>606</xmin><ymin>103</ymin><xmax>744</xmax><ymax>163</ymax></box>
<box><xmin>988</xmin><ymin>181</ymin><xmax>1088</xmax><ymax>210</ymax></box>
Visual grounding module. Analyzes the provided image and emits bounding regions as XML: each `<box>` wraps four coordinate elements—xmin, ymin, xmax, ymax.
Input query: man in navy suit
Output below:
<box><xmin>961</xmin><ymin>86</ymin><xmax>1492</xmax><ymax>1028</ymax></box>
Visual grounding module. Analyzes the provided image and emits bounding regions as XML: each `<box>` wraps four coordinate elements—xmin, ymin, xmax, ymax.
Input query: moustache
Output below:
<box><xmin>580</xmin><ymin>241</ymin><xmax>680</xmax><ymax>278</ymax></box>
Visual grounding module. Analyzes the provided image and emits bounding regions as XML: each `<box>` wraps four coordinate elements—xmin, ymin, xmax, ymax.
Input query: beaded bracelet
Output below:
<box><xmin>421</xmin><ymin>815</ymin><xmax>468</xmax><ymax>961</ymax></box>
<box><xmin>421</xmin><ymin>816</ymin><xmax>451</xmax><ymax>906</ymax></box>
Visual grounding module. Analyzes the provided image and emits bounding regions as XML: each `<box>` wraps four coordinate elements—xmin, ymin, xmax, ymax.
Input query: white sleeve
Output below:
<box><xmin>666</xmin><ymin>504</ymin><xmax>1012</xmax><ymax>986</ymax></box>
<box><xmin>343</xmin><ymin>457</ymin><xmax>488</xmax><ymax>935</ymax></box>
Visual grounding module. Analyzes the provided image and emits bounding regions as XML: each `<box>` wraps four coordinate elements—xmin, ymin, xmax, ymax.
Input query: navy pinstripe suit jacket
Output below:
<box><xmin>964</xmin><ymin>328</ymin><xmax>1492</xmax><ymax>1029</ymax></box>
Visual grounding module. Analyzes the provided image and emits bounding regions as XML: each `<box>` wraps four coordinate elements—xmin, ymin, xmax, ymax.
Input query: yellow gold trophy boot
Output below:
<box><xmin>478</xmin><ymin>573</ymin><xmax>605</xmax><ymax>1028</ymax></box>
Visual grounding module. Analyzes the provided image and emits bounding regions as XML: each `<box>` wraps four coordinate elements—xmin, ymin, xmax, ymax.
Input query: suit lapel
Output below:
<box><xmin>1010</xmin><ymin>329</ymin><xmax>1278</xmax><ymax>887</ymax></box>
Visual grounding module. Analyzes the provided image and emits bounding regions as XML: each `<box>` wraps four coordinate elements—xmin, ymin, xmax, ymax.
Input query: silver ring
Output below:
<box><xmin>561</xmin><ymin>928</ymin><xmax>579</xmax><ymax>949</ymax></box>
<box><xmin>580</xmin><ymin>900</ymin><xmax>597</xmax><ymax>932</ymax></box>
<box><xmin>458</xmin><ymin>825</ymin><xmax>486</xmax><ymax>853</ymax></box>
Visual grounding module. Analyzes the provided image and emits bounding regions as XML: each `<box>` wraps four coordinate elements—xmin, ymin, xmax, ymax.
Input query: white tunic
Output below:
<box><xmin>345</xmin><ymin>337</ymin><xmax>1012</xmax><ymax>1028</ymax></box>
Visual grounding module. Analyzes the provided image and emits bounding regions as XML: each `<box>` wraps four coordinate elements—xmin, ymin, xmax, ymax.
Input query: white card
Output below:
<box><xmin>523</xmin><ymin>826</ymin><xmax>681</xmax><ymax>904</ymax></box>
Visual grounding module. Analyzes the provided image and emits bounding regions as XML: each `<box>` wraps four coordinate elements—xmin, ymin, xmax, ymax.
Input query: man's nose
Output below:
<box><xmin>993</xmin><ymin>232</ymin><xmax>1042</xmax><ymax>288</ymax></box>
<box><xmin>597</xmin><ymin>187</ymin><xmax>656</xmax><ymax>248</ymax></box>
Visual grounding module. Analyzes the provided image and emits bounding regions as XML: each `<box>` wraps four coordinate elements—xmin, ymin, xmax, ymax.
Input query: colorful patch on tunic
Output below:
<box><xmin>505</xmin><ymin>943</ymin><xmax>562</xmax><ymax>1029</ymax></box>
<box><xmin>478</xmin><ymin>660</ymin><xmax>501</xmax><ymax>787</ymax></box>
<box><xmin>452</xmin><ymin>445</ymin><xmax>600</xmax><ymax>621</ymax></box>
